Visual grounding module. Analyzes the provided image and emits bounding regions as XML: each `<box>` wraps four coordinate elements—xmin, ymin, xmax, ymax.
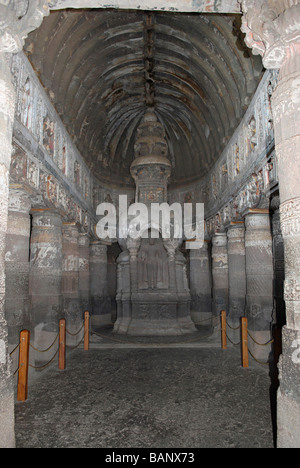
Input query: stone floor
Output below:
<box><xmin>14</xmin><ymin>326</ymin><xmax>276</xmax><ymax>449</ymax></box>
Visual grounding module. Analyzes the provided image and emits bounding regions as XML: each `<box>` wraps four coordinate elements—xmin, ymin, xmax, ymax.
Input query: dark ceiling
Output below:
<box><xmin>24</xmin><ymin>9</ymin><xmax>263</xmax><ymax>188</ymax></box>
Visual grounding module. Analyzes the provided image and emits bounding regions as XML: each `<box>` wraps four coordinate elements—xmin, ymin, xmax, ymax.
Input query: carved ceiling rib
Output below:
<box><xmin>24</xmin><ymin>9</ymin><xmax>262</xmax><ymax>187</ymax></box>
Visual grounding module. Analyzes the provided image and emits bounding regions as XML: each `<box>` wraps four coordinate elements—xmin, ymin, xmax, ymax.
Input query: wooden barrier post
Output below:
<box><xmin>59</xmin><ymin>319</ymin><xmax>66</xmax><ymax>370</ymax></box>
<box><xmin>241</xmin><ymin>317</ymin><xmax>249</xmax><ymax>368</ymax></box>
<box><xmin>17</xmin><ymin>329</ymin><xmax>30</xmax><ymax>402</ymax></box>
<box><xmin>221</xmin><ymin>310</ymin><xmax>227</xmax><ymax>349</ymax></box>
<box><xmin>84</xmin><ymin>311</ymin><xmax>89</xmax><ymax>351</ymax></box>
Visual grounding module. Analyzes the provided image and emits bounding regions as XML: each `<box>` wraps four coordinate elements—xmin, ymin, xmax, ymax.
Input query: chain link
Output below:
<box><xmin>247</xmin><ymin>330</ymin><xmax>274</xmax><ymax>347</ymax></box>
<box><xmin>66</xmin><ymin>323</ymin><xmax>84</xmax><ymax>337</ymax></box>
<box><xmin>29</xmin><ymin>333</ymin><xmax>59</xmax><ymax>353</ymax></box>
<box><xmin>11</xmin><ymin>311</ymin><xmax>278</xmax><ymax>384</ymax></box>
<box><xmin>29</xmin><ymin>348</ymin><xmax>59</xmax><ymax>371</ymax></box>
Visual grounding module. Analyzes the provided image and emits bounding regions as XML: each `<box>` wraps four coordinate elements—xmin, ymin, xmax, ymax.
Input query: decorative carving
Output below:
<box><xmin>74</xmin><ymin>160</ymin><xmax>81</xmax><ymax>185</ymax></box>
<box><xmin>10</xmin><ymin>145</ymin><xmax>27</xmax><ymax>182</ymax></box>
<box><xmin>138</xmin><ymin>236</ymin><xmax>169</xmax><ymax>290</ymax></box>
<box><xmin>234</xmin><ymin>143</ymin><xmax>240</xmax><ymax>176</ymax></box>
<box><xmin>115</xmin><ymin>108</ymin><xmax>195</xmax><ymax>335</ymax></box>
<box><xmin>0</xmin><ymin>1</ymin><xmax>50</xmax><ymax>53</ymax></box>
<box><xmin>221</xmin><ymin>162</ymin><xmax>228</xmax><ymax>188</ymax></box>
<box><xmin>239</xmin><ymin>0</ymin><xmax>300</xmax><ymax>70</ymax></box>
<box><xmin>247</xmin><ymin>116</ymin><xmax>257</xmax><ymax>154</ymax></box>
<box><xmin>222</xmin><ymin>204</ymin><xmax>231</xmax><ymax>225</ymax></box>
<box><xmin>11</xmin><ymin>54</ymin><xmax>97</xmax><ymax>233</ymax></box>
<box><xmin>285</xmin><ymin>277</ymin><xmax>300</xmax><ymax>302</ymax></box>
<box><xmin>280</xmin><ymin>197</ymin><xmax>300</xmax><ymax>237</ymax></box>
<box><xmin>21</xmin><ymin>77</ymin><xmax>32</xmax><ymax>129</ymax></box>
<box><xmin>130</xmin><ymin>108</ymin><xmax>171</xmax><ymax>206</ymax></box>
<box><xmin>43</xmin><ymin>114</ymin><xmax>55</xmax><ymax>156</ymax></box>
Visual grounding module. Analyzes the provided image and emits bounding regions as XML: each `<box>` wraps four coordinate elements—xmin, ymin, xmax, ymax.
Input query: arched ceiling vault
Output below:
<box><xmin>24</xmin><ymin>9</ymin><xmax>263</xmax><ymax>188</ymax></box>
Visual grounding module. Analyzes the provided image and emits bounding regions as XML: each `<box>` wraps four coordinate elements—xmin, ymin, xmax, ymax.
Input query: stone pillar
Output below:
<box><xmin>90</xmin><ymin>241</ymin><xmax>110</xmax><ymax>326</ymax></box>
<box><xmin>78</xmin><ymin>232</ymin><xmax>91</xmax><ymax>313</ymax></box>
<box><xmin>211</xmin><ymin>232</ymin><xmax>228</xmax><ymax>329</ymax></box>
<box><xmin>243</xmin><ymin>209</ymin><xmax>274</xmax><ymax>362</ymax></box>
<box><xmin>240</xmin><ymin>0</ymin><xmax>300</xmax><ymax>447</ymax></box>
<box><xmin>62</xmin><ymin>222</ymin><xmax>81</xmax><ymax>342</ymax></box>
<box><xmin>271</xmin><ymin>195</ymin><xmax>286</xmax><ymax>328</ymax></box>
<box><xmin>189</xmin><ymin>241</ymin><xmax>212</xmax><ymax>326</ymax></box>
<box><xmin>271</xmin><ymin>39</ymin><xmax>300</xmax><ymax>449</ymax></box>
<box><xmin>226</xmin><ymin>222</ymin><xmax>246</xmax><ymax>330</ymax></box>
<box><xmin>29</xmin><ymin>209</ymin><xmax>63</xmax><ymax>358</ymax></box>
<box><xmin>0</xmin><ymin>52</ymin><xmax>17</xmax><ymax>449</ymax></box>
<box><xmin>5</xmin><ymin>185</ymin><xmax>31</xmax><ymax>344</ymax></box>
<box><xmin>0</xmin><ymin>0</ymin><xmax>50</xmax><ymax>449</ymax></box>
<box><xmin>113</xmin><ymin>250</ymin><xmax>131</xmax><ymax>334</ymax></box>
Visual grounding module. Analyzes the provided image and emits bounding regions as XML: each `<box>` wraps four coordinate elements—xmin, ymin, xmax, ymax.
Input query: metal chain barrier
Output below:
<box><xmin>221</xmin><ymin>310</ymin><xmax>278</xmax><ymax>367</ymax></box>
<box><xmin>246</xmin><ymin>330</ymin><xmax>274</xmax><ymax>366</ymax></box>
<box><xmin>9</xmin><ymin>343</ymin><xmax>20</xmax><ymax>377</ymax></box>
<box><xmin>247</xmin><ymin>330</ymin><xmax>274</xmax><ymax>346</ymax></box>
<box><xmin>11</xmin><ymin>309</ymin><xmax>280</xmax><ymax>402</ymax></box>
<box><xmin>13</xmin><ymin>312</ymin><xmax>90</xmax><ymax>401</ymax></box>
<box><xmin>225</xmin><ymin>318</ymin><xmax>241</xmax><ymax>347</ymax></box>
<box><xmin>66</xmin><ymin>323</ymin><xmax>85</xmax><ymax>350</ymax></box>
<box><xmin>29</xmin><ymin>333</ymin><xmax>59</xmax><ymax>370</ymax></box>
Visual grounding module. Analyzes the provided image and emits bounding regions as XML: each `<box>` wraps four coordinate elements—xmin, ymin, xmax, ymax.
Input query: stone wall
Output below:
<box><xmin>6</xmin><ymin>52</ymin><xmax>135</xmax><ymax>358</ymax></box>
<box><xmin>169</xmin><ymin>68</ymin><xmax>279</xmax><ymax>224</ymax></box>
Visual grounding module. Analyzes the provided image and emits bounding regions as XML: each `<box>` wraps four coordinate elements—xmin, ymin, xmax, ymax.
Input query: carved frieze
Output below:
<box><xmin>285</xmin><ymin>277</ymin><xmax>300</xmax><ymax>302</ymax></box>
<box><xmin>10</xmin><ymin>52</ymin><xmax>99</xmax><ymax>233</ymax></box>
<box><xmin>280</xmin><ymin>197</ymin><xmax>300</xmax><ymax>237</ymax></box>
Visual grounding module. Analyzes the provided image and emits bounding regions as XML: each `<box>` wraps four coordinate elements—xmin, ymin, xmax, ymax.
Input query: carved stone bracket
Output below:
<box><xmin>239</xmin><ymin>0</ymin><xmax>300</xmax><ymax>70</ymax></box>
<box><xmin>0</xmin><ymin>0</ymin><xmax>50</xmax><ymax>53</ymax></box>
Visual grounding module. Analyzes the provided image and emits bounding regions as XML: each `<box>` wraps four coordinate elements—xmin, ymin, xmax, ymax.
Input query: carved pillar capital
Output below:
<box><xmin>239</xmin><ymin>0</ymin><xmax>300</xmax><ymax>72</ymax></box>
<box><xmin>0</xmin><ymin>0</ymin><xmax>50</xmax><ymax>53</ymax></box>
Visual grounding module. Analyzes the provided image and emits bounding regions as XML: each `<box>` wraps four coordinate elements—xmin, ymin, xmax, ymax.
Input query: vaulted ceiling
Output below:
<box><xmin>24</xmin><ymin>9</ymin><xmax>263</xmax><ymax>187</ymax></box>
